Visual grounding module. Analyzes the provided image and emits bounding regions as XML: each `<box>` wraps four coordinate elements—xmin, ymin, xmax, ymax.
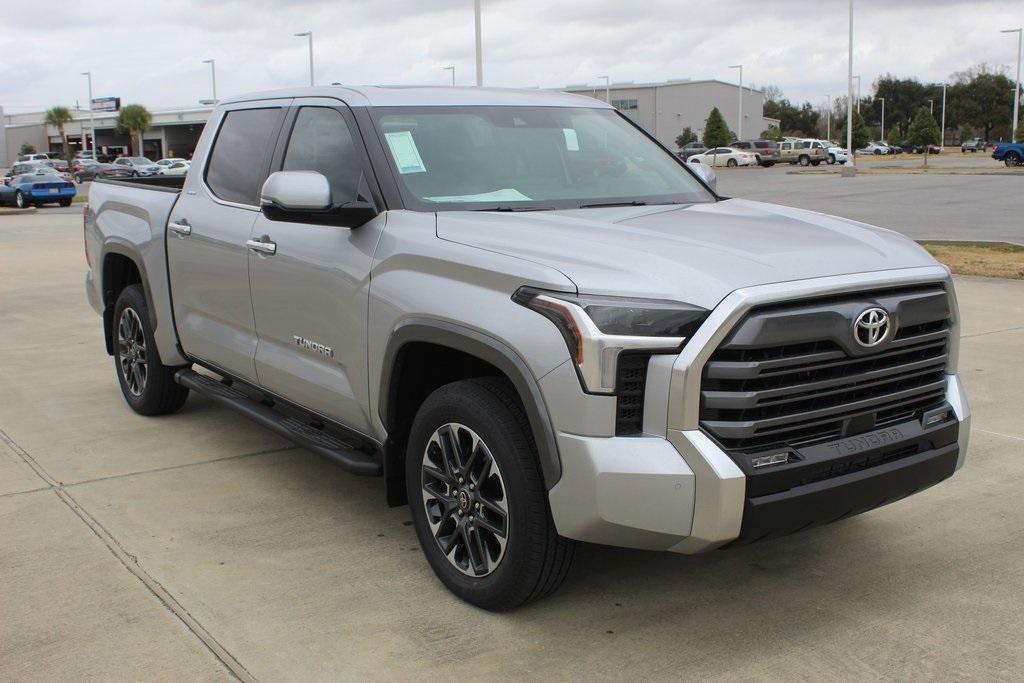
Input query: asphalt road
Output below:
<box><xmin>717</xmin><ymin>161</ymin><xmax>1023</xmax><ymax>245</ymax></box>
<box><xmin>1</xmin><ymin>212</ymin><xmax>1023</xmax><ymax>680</ymax></box>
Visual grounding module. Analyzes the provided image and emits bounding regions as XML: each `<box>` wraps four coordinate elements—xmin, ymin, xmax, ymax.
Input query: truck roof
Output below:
<box><xmin>219</xmin><ymin>85</ymin><xmax>611</xmax><ymax>109</ymax></box>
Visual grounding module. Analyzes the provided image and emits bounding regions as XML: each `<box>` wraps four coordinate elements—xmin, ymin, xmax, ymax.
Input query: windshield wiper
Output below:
<box><xmin>577</xmin><ymin>200</ymin><xmax>649</xmax><ymax>209</ymax></box>
<box><xmin>471</xmin><ymin>205</ymin><xmax>555</xmax><ymax>212</ymax></box>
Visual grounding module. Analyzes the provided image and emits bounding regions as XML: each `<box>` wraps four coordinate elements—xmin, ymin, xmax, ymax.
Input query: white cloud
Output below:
<box><xmin>1</xmin><ymin>0</ymin><xmax>1020</xmax><ymax>112</ymax></box>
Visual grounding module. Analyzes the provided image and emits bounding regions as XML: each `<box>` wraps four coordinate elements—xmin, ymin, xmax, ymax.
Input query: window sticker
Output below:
<box><xmin>563</xmin><ymin>128</ymin><xmax>580</xmax><ymax>151</ymax></box>
<box><xmin>384</xmin><ymin>130</ymin><xmax>427</xmax><ymax>174</ymax></box>
<box><xmin>425</xmin><ymin>188</ymin><xmax>532</xmax><ymax>203</ymax></box>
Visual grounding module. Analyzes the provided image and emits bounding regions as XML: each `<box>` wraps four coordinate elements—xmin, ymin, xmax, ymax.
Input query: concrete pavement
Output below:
<box><xmin>1</xmin><ymin>212</ymin><xmax>1023</xmax><ymax>680</ymax></box>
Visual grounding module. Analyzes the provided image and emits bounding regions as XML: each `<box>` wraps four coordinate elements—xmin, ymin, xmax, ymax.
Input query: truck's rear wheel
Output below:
<box><xmin>1004</xmin><ymin>152</ymin><xmax>1021</xmax><ymax>167</ymax></box>
<box><xmin>406</xmin><ymin>377</ymin><xmax>574</xmax><ymax>610</ymax></box>
<box><xmin>112</xmin><ymin>284</ymin><xmax>189</xmax><ymax>415</ymax></box>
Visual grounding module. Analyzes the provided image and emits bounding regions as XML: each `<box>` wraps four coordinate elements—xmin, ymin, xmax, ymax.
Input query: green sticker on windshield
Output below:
<box><xmin>384</xmin><ymin>130</ymin><xmax>427</xmax><ymax>174</ymax></box>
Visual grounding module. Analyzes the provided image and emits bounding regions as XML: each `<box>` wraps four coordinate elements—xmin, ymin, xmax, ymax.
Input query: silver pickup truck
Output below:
<box><xmin>84</xmin><ymin>86</ymin><xmax>970</xmax><ymax>610</ymax></box>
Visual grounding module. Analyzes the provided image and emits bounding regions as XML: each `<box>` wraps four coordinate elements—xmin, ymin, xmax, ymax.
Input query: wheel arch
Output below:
<box><xmin>378</xmin><ymin>319</ymin><xmax>562</xmax><ymax>506</ymax></box>
<box><xmin>99</xmin><ymin>243</ymin><xmax>153</xmax><ymax>355</ymax></box>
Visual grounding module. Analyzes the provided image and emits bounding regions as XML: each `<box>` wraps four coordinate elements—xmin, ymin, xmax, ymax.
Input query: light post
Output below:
<box><xmin>1002</xmin><ymin>28</ymin><xmax>1022</xmax><ymax>142</ymax></box>
<box><xmin>729</xmin><ymin>64</ymin><xmax>743</xmax><ymax>140</ymax></box>
<box><xmin>846</xmin><ymin>0</ymin><xmax>855</xmax><ymax>172</ymax></box>
<box><xmin>878</xmin><ymin>97</ymin><xmax>885</xmax><ymax>142</ymax></box>
<box><xmin>294</xmin><ymin>31</ymin><xmax>314</xmax><ymax>86</ymax></box>
<box><xmin>80</xmin><ymin>71</ymin><xmax>95</xmax><ymax>157</ymax></box>
<box><xmin>853</xmin><ymin>75</ymin><xmax>861</xmax><ymax>113</ymax></box>
<box><xmin>474</xmin><ymin>0</ymin><xmax>483</xmax><ymax>86</ymax></box>
<box><xmin>443</xmin><ymin>65</ymin><xmax>455</xmax><ymax>86</ymax></box>
<box><xmin>940</xmin><ymin>83</ymin><xmax>947</xmax><ymax>147</ymax></box>
<box><xmin>202</xmin><ymin>59</ymin><xmax>217</xmax><ymax>102</ymax></box>
<box><xmin>596</xmin><ymin>75</ymin><xmax>610</xmax><ymax>104</ymax></box>
<box><xmin>928</xmin><ymin>99</ymin><xmax>934</xmax><ymax>115</ymax></box>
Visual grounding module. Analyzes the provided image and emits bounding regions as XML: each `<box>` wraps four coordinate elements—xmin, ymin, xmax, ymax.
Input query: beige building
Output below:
<box><xmin>563</xmin><ymin>78</ymin><xmax>779</xmax><ymax>149</ymax></box>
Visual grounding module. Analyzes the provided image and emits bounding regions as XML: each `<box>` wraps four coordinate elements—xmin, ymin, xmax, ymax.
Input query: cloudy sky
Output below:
<box><xmin>1</xmin><ymin>0</ymin><xmax>1020</xmax><ymax>113</ymax></box>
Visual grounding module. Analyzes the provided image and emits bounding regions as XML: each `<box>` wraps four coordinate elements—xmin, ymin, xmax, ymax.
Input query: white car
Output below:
<box><xmin>17</xmin><ymin>153</ymin><xmax>51</xmax><ymax>162</ymax></box>
<box><xmin>688</xmin><ymin>146</ymin><xmax>757</xmax><ymax>167</ymax></box>
<box><xmin>157</xmin><ymin>160</ymin><xmax>191</xmax><ymax>176</ymax></box>
<box><xmin>155</xmin><ymin>157</ymin><xmax>187</xmax><ymax>168</ymax></box>
<box><xmin>857</xmin><ymin>142</ymin><xmax>890</xmax><ymax>155</ymax></box>
<box><xmin>821</xmin><ymin>141</ymin><xmax>849</xmax><ymax>165</ymax></box>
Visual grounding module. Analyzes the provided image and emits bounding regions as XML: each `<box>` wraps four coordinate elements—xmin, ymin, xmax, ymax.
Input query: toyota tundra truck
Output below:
<box><xmin>84</xmin><ymin>86</ymin><xmax>970</xmax><ymax>610</ymax></box>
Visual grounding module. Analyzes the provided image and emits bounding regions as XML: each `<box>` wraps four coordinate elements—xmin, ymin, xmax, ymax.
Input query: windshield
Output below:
<box><xmin>371</xmin><ymin>106</ymin><xmax>714</xmax><ymax>210</ymax></box>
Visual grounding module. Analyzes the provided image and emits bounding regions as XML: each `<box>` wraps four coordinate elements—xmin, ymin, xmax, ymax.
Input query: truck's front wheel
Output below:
<box><xmin>406</xmin><ymin>377</ymin><xmax>574</xmax><ymax>610</ymax></box>
<box><xmin>112</xmin><ymin>284</ymin><xmax>190</xmax><ymax>415</ymax></box>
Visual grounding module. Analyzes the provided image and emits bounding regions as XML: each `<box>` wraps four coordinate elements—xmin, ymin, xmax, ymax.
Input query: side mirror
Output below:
<box><xmin>688</xmin><ymin>157</ymin><xmax>717</xmax><ymax>192</ymax></box>
<box><xmin>260</xmin><ymin>170</ymin><xmax>379</xmax><ymax>228</ymax></box>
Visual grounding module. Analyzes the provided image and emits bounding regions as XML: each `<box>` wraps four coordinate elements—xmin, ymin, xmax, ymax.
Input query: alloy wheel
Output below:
<box><xmin>117</xmin><ymin>307</ymin><xmax>148</xmax><ymax>396</ymax></box>
<box><xmin>421</xmin><ymin>423</ymin><xmax>509</xmax><ymax>577</ymax></box>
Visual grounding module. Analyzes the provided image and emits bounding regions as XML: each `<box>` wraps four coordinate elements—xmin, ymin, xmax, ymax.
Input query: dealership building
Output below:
<box><xmin>2</xmin><ymin>103</ymin><xmax>212</xmax><ymax>166</ymax></box>
<box><xmin>562</xmin><ymin>78</ymin><xmax>779</xmax><ymax>149</ymax></box>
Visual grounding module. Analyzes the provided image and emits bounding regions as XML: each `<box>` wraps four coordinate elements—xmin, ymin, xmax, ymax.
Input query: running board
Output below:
<box><xmin>175</xmin><ymin>369</ymin><xmax>382</xmax><ymax>476</ymax></box>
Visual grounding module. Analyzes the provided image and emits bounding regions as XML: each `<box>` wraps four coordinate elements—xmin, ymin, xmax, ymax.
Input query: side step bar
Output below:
<box><xmin>175</xmin><ymin>369</ymin><xmax>382</xmax><ymax>476</ymax></box>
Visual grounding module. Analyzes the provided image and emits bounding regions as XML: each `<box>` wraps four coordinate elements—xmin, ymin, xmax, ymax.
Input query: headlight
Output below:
<box><xmin>513</xmin><ymin>286</ymin><xmax>709</xmax><ymax>394</ymax></box>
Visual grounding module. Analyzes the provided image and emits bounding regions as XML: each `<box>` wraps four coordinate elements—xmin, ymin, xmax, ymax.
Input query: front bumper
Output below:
<box><xmin>546</xmin><ymin>266</ymin><xmax>969</xmax><ymax>553</ymax></box>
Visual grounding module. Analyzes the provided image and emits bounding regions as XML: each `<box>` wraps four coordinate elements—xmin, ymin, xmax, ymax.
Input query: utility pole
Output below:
<box><xmin>294</xmin><ymin>31</ymin><xmax>314</xmax><ymax>86</ymax></box>
<box><xmin>202</xmin><ymin>59</ymin><xmax>217</xmax><ymax>102</ymax></box>
<box><xmin>474</xmin><ymin>0</ymin><xmax>483</xmax><ymax>86</ymax></box>
<box><xmin>730</xmin><ymin>64</ymin><xmax>743</xmax><ymax>140</ymax></box>
<box><xmin>80</xmin><ymin>71</ymin><xmax>96</xmax><ymax>156</ymax></box>
<box><xmin>1002</xmin><ymin>28</ymin><xmax>1022</xmax><ymax>142</ymax></box>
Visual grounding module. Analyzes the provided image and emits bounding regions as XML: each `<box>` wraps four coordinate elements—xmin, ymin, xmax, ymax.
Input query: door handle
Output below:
<box><xmin>168</xmin><ymin>220</ymin><xmax>192</xmax><ymax>237</ymax></box>
<box><xmin>246</xmin><ymin>237</ymin><xmax>277</xmax><ymax>255</ymax></box>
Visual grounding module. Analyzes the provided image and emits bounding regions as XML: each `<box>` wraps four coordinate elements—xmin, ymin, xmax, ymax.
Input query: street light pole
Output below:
<box><xmin>596</xmin><ymin>75</ymin><xmax>610</xmax><ymax>104</ymax></box>
<box><xmin>847</xmin><ymin>0</ymin><xmax>855</xmax><ymax>170</ymax></box>
<box><xmin>202</xmin><ymin>59</ymin><xmax>217</xmax><ymax>102</ymax></box>
<box><xmin>928</xmin><ymin>99</ymin><xmax>934</xmax><ymax>115</ymax></box>
<box><xmin>879</xmin><ymin>97</ymin><xmax>885</xmax><ymax>142</ymax></box>
<box><xmin>940</xmin><ymin>83</ymin><xmax>947</xmax><ymax>147</ymax></box>
<box><xmin>443</xmin><ymin>65</ymin><xmax>455</xmax><ymax>86</ymax></box>
<box><xmin>1002</xmin><ymin>28</ymin><xmax>1022</xmax><ymax>142</ymax></box>
<box><xmin>729</xmin><ymin>64</ymin><xmax>743</xmax><ymax>140</ymax></box>
<box><xmin>80</xmin><ymin>71</ymin><xmax>95</xmax><ymax>157</ymax></box>
<box><xmin>294</xmin><ymin>31</ymin><xmax>314</xmax><ymax>86</ymax></box>
<box><xmin>474</xmin><ymin>0</ymin><xmax>483</xmax><ymax>86</ymax></box>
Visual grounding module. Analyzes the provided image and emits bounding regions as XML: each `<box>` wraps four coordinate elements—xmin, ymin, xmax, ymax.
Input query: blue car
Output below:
<box><xmin>0</xmin><ymin>170</ymin><xmax>77</xmax><ymax>208</ymax></box>
<box><xmin>992</xmin><ymin>142</ymin><xmax>1024</xmax><ymax>167</ymax></box>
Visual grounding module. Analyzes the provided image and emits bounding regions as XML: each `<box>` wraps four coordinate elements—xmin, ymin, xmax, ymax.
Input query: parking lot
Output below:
<box><xmin>2</xmin><ymin>175</ymin><xmax>1024</xmax><ymax>680</ymax></box>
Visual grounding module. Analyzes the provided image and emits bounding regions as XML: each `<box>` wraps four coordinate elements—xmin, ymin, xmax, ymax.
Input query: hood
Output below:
<box><xmin>436</xmin><ymin>198</ymin><xmax>938</xmax><ymax>310</ymax></box>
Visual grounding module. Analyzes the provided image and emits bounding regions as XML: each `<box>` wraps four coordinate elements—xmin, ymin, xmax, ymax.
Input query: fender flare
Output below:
<box><xmin>378</xmin><ymin>319</ymin><xmax>562</xmax><ymax>490</ymax></box>
<box><xmin>98</xmin><ymin>240</ymin><xmax>157</xmax><ymax>355</ymax></box>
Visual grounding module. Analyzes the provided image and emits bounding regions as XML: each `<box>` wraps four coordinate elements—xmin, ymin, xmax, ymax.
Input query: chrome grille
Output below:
<box><xmin>700</xmin><ymin>284</ymin><xmax>951</xmax><ymax>452</ymax></box>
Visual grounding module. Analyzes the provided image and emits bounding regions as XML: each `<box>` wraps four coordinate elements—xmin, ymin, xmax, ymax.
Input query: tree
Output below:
<box><xmin>18</xmin><ymin>142</ymin><xmax>37</xmax><ymax>155</ymax></box>
<box><xmin>761</xmin><ymin>127</ymin><xmax>783</xmax><ymax>142</ymax></box>
<box><xmin>907</xmin><ymin>106</ymin><xmax>941</xmax><ymax>166</ymax></box>
<box><xmin>703</xmin><ymin>107</ymin><xmax>730</xmax><ymax>148</ymax></box>
<box><xmin>1015</xmin><ymin>120</ymin><xmax>1024</xmax><ymax>144</ymax></box>
<box><xmin>849</xmin><ymin>110</ymin><xmax>871</xmax><ymax>151</ymax></box>
<box><xmin>674</xmin><ymin>127</ymin><xmax>697</xmax><ymax>148</ymax></box>
<box><xmin>44</xmin><ymin>106</ymin><xmax>74</xmax><ymax>161</ymax></box>
<box><xmin>948</xmin><ymin>64</ymin><xmax>1014</xmax><ymax>141</ymax></box>
<box><xmin>960</xmin><ymin>124</ymin><xmax>975</xmax><ymax>142</ymax></box>
<box><xmin>116</xmin><ymin>104</ymin><xmax>153</xmax><ymax>156</ymax></box>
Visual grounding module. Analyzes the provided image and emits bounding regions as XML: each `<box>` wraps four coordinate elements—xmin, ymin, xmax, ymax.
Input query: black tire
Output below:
<box><xmin>14</xmin><ymin>191</ymin><xmax>27</xmax><ymax>209</ymax></box>
<box><xmin>726</xmin><ymin>158</ymin><xmax>738</xmax><ymax>168</ymax></box>
<box><xmin>762</xmin><ymin>162</ymin><xmax>775</xmax><ymax>168</ymax></box>
<box><xmin>811</xmin><ymin>159</ymin><xmax>822</xmax><ymax>166</ymax></box>
<box><xmin>1004</xmin><ymin>152</ymin><xmax>1021</xmax><ymax>167</ymax></box>
<box><xmin>873</xmin><ymin>149</ymin><xmax>882</xmax><ymax>155</ymax></box>
<box><xmin>59</xmin><ymin>199</ymin><xmax>72</xmax><ymax>207</ymax></box>
<box><xmin>406</xmin><ymin>377</ymin><xmax>574</xmax><ymax>610</ymax></box>
<box><xmin>112</xmin><ymin>284</ymin><xmax>190</xmax><ymax>415</ymax></box>
<box><xmin>827</xmin><ymin>153</ymin><xmax>836</xmax><ymax>165</ymax></box>
<box><xmin>798</xmin><ymin>155</ymin><xmax>810</xmax><ymax>166</ymax></box>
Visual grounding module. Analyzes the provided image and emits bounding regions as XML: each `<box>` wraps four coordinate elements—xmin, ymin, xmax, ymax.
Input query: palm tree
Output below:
<box><xmin>115</xmin><ymin>104</ymin><xmax>153</xmax><ymax>157</ymax></box>
<box><xmin>44</xmin><ymin>106</ymin><xmax>74</xmax><ymax>161</ymax></box>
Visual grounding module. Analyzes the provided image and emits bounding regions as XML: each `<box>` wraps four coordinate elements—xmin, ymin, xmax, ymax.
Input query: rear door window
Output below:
<box><xmin>206</xmin><ymin>108</ymin><xmax>283</xmax><ymax>205</ymax></box>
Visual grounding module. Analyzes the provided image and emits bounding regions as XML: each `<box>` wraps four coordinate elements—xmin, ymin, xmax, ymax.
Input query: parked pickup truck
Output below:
<box><xmin>991</xmin><ymin>142</ymin><xmax>1024</xmax><ymax>166</ymax></box>
<box><xmin>85</xmin><ymin>86</ymin><xmax>970</xmax><ymax>610</ymax></box>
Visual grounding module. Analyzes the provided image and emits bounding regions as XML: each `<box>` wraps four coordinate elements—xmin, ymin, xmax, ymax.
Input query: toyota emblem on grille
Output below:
<box><xmin>854</xmin><ymin>307</ymin><xmax>890</xmax><ymax>347</ymax></box>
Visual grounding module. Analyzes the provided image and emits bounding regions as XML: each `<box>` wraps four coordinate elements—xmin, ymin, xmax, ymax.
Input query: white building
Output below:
<box><xmin>563</xmin><ymin>78</ymin><xmax>779</xmax><ymax>149</ymax></box>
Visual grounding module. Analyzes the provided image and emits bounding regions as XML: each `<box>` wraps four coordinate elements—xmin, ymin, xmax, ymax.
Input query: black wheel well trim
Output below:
<box><xmin>99</xmin><ymin>242</ymin><xmax>156</xmax><ymax>355</ymax></box>
<box><xmin>379</xmin><ymin>319</ymin><xmax>563</xmax><ymax>492</ymax></box>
